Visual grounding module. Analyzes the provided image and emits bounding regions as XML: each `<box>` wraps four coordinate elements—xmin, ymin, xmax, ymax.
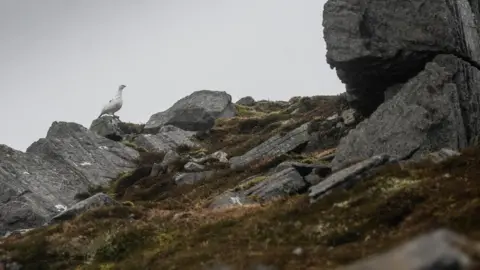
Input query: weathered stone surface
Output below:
<box><xmin>134</xmin><ymin>125</ymin><xmax>198</xmax><ymax>153</ymax></box>
<box><xmin>184</xmin><ymin>162</ymin><xmax>205</xmax><ymax>172</ymax></box>
<box><xmin>324</xmin><ymin>0</ymin><xmax>480</xmax><ymax>115</ymax></box>
<box><xmin>0</xmin><ymin>122</ymin><xmax>138</xmax><ymax>235</ymax></box>
<box><xmin>273</xmin><ymin>161</ymin><xmax>331</xmax><ymax>177</ymax></box>
<box><xmin>309</xmin><ymin>155</ymin><xmax>389</xmax><ymax>203</ymax></box>
<box><xmin>50</xmin><ymin>193</ymin><xmax>120</xmax><ymax>222</ymax></box>
<box><xmin>174</xmin><ymin>171</ymin><xmax>215</xmax><ymax>185</ymax></box>
<box><xmin>145</xmin><ymin>90</ymin><xmax>237</xmax><ymax>132</ymax></box>
<box><xmin>424</xmin><ymin>148</ymin><xmax>461</xmax><ymax>164</ymax></box>
<box><xmin>341</xmin><ymin>108</ymin><xmax>357</xmax><ymax>126</ymax></box>
<box><xmin>244</xmin><ymin>167</ymin><xmax>308</xmax><ymax>201</ymax></box>
<box><xmin>331</xmin><ymin>55</ymin><xmax>480</xmax><ymax>171</ymax></box>
<box><xmin>89</xmin><ymin>116</ymin><xmax>123</xmax><ymax>141</ymax></box>
<box><xmin>230</xmin><ymin>123</ymin><xmax>311</xmax><ymax>169</ymax></box>
<box><xmin>339</xmin><ymin>229</ymin><xmax>480</xmax><ymax>270</ymax></box>
<box><xmin>192</xmin><ymin>150</ymin><xmax>229</xmax><ymax>165</ymax></box>
<box><xmin>27</xmin><ymin>122</ymin><xmax>139</xmax><ymax>187</ymax></box>
<box><xmin>236</xmin><ymin>96</ymin><xmax>256</xmax><ymax>106</ymax></box>
<box><xmin>304</xmin><ymin>117</ymin><xmax>352</xmax><ymax>154</ymax></box>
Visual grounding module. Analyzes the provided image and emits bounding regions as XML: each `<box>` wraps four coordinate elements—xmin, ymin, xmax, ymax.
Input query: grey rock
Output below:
<box><xmin>134</xmin><ymin>125</ymin><xmax>198</xmax><ymax>153</ymax></box>
<box><xmin>230</xmin><ymin>123</ymin><xmax>311</xmax><ymax>169</ymax></box>
<box><xmin>331</xmin><ymin>55</ymin><xmax>479</xmax><ymax>171</ymax></box>
<box><xmin>3</xmin><ymin>227</ymin><xmax>35</xmax><ymax>238</ymax></box>
<box><xmin>150</xmin><ymin>162</ymin><xmax>166</xmax><ymax>177</ymax></box>
<box><xmin>324</xmin><ymin>0</ymin><xmax>480</xmax><ymax>115</ymax></box>
<box><xmin>192</xmin><ymin>150</ymin><xmax>229</xmax><ymax>165</ymax></box>
<box><xmin>274</xmin><ymin>161</ymin><xmax>331</xmax><ymax>177</ymax></box>
<box><xmin>384</xmin><ymin>83</ymin><xmax>404</xmax><ymax>102</ymax></box>
<box><xmin>210</xmin><ymin>150</ymin><xmax>229</xmax><ymax>163</ymax></box>
<box><xmin>309</xmin><ymin>155</ymin><xmax>389</xmax><ymax>203</ymax></box>
<box><xmin>304</xmin><ymin>172</ymin><xmax>323</xmax><ymax>186</ymax></box>
<box><xmin>162</xmin><ymin>150</ymin><xmax>181</xmax><ymax>167</ymax></box>
<box><xmin>0</xmin><ymin>122</ymin><xmax>138</xmax><ymax>234</ymax></box>
<box><xmin>236</xmin><ymin>96</ymin><xmax>256</xmax><ymax>106</ymax></box>
<box><xmin>27</xmin><ymin>122</ymin><xmax>139</xmax><ymax>187</ymax></box>
<box><xmin>184</xmin><ymin>162</ymin><xmax>205</xmax><ymax>172</ymax></box>
<box><xmin>89</xmin><ymin>115</ymin><xmax>123</xmax><ymax>141</ymax></box>
<box><xmin>341</xmin><ymin>108</ymin><xmax>357</xmax><ymax>126</ymax></box>
<box><xmin>50</xmin><ymin>193</ymin><xmax>120</xmax><ymax>222</ymax></box>
<box><xmin>423</xmin><ymin>148</ymin><xmax>461</xmax><ymax>164</ymax></box>
<box><xmin>339</xmin><ymin>229</ymin><xmax>480</xmax><ymax>270</ymax></box>
<box><xmin>145</xmin><ymin>90</ymin><xmax>237</xmax><ymax>132</ymax></box>
<box><xmin>174</xmin><ymin>171</ymin><xmax>215</xmax><ymax>185</ymax></box>
<box><xmin>244</xmin><ymin>167</ymin><xmax>308</xmax><ymax>202</ymax></box>
<box><xmin>303</xmin><ymin>117</ymin><xmax>351</xmax><ymax>154</ymax></box>
<box><xmin>209</xmin><ymin>191</ymin><xmax>255</xmax><ymax>209</ymax></box>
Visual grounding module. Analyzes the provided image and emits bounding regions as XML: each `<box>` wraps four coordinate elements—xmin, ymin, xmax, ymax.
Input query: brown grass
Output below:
<box><xmin>3</xmin><ymin>145</ymin><xmax>480</xmax><ymax>269</ymax></box>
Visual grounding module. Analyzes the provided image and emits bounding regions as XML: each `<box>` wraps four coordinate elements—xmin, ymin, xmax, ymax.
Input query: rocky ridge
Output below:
<box><xmin>2</xmin><ymin>0</ymin><xmax>480</xmax><ymax>269</ymax></box>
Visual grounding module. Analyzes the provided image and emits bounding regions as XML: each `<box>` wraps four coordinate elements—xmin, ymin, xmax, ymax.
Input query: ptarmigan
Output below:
<box><xmin>98</xmin><ymin>85</ymin><xmax>126</xmax><ymax>118</ymax></box>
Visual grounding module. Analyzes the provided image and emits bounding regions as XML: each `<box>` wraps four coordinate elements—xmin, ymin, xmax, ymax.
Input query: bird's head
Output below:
<box><xmin>119</xmin><ymin>85</ymin><xmax>127</xmax><ymax>91</ymax></box>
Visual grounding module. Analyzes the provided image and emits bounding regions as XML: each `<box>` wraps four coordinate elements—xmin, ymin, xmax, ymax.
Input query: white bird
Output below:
<box><xmin>98</xmin><ymin>85</ymin><xmax>126</xmax><ymax>118</ymax></box>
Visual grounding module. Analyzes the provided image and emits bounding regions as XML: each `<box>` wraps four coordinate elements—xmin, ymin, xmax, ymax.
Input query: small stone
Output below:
<box><xmin>292</xmin><ymin>247</ymin><xmax>303</xmax><ymax>256</ymax></box>
<box><xmin>341</xmin><ymin>109</ymin><xmax>356</xmax><ymax>126</ymax></box>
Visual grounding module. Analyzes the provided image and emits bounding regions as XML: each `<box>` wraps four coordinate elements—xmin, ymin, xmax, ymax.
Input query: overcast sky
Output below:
<box><xmin>0</xmin><ymin>0</ymin><xmax>344</xmax><ymax>151</ymax></box>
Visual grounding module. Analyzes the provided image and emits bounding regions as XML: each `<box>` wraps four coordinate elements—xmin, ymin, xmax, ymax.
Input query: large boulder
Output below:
<box><xmin>144</xmin><ymin>90</ymin><xmax>237</xmax><ymax>132</ymax></box>
<box><xmin>323</xmin><ymin>0</ymin><xmax>480</xmax><ymax>115</ymax></box>
<box><xmin>331</xmin><ymin>54</ymin><xmax>480</xmax><ymax>171</ymax></box>
<box><xmin>0</xmin><ymin>122</ymin><xmax>138</xmax><ymax>235</ymax></box>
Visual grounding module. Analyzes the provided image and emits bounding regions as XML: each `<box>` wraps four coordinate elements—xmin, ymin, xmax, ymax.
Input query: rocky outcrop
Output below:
<box><xmin>323</xmin><ymin>0</ymin><xmax>480</xmax><ymax>115</ymax></box>
<box><xmin>230</xmin><ymin>123</ymin><xmax>311</xmax><ymax>170</ymax></box>
<box><xmin>50</xmin><ymin>193</ymin><xmax>120</xmax><ymax>223</ymax></box>
<box><xmin>339</xmin><ymin>229</ymin><xmax>480</xmax><ymax>270</ymax></box>
<box><xmin>309</xmin><ymin>155</ymin><xmax>390</xmax><ymax>203</ymax></box>
<box><xmin>89</xmin><ymin>116</ymin><xmax>124</xmax><ymax>141</ymax></box>
<box><xmin>134</xmin><ymin>125</ymin><xmax>198</xmax><ymax>153</ymax></box>
<box><xmin>243</xmin><ymin>167</ymin><xmax>308</xmax><ymax>201</ymax></box>
<box><xmin>144</xmin><ymin>90</ymin><xmax>237</xmax><ymax>132</ymax></box>
<box><xmin>331</xmin><ymin>55</ymin><xmax>480</xmax><ymax>171</ymax></box>
<box><xmin>0</xmin><ymin>122</ymin><xmax>138</xmax><ymax>235</ymax></box>
<box><xmin>236</xmin><ymin>96</ymin><xmax>256</xmax><ymax>106</ymax></box>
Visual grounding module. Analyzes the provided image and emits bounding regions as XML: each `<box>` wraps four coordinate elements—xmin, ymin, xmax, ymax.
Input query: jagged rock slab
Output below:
<box><xmin>324</xmin><ymin>0</ymin><xmax>480</xmax><ymax>114</ymax></box>
<box><xmin>309</xmin><ymin>155</ymin><xmax>389</xmax><ymax>203</ymax></box>
<box><xmin>230</xmin><ymin>123</ymin><xmax>311</xmax><ymax>170</ymax></box>
<box><xmin>339</xmin><ymin>229</ymin><xmax>480</xmax><ymax>270</ymax></box>
<box><xmin>50</xmin><ymin>193</ymin><xmax>120</xmax><ymax>223</ymax></box>
<box><xmin>27</xmin><ymin>122</ymin><xmax>139</xmax><ymax>187</ymax></box>
<box><xmin>144</xmin><ymin>90</ymin><xmax>237</xmax><ymax>132</ymax></box>
<box><xmin>89</xmin><ymin>115</ymin><xmax>123</xmax><ymax>141</ymax></box>
<box><xmin>0</xmin><ymin>122</ymin><xmax>139</xmax><ymax>235</ymax></box>
<box><xmin>134</xmin><ymin>125</ymin><xmax>198</xmax><ymax>153</ymax></box>
<box><xmin>244</xmin><ymin>167</ymin><xmax>308</xmax><ymax>201</ymax></box>
<box><xmin>331</xmin><ymin>55</ymin><xmax>480</xmax><ymax>171</ymax></box>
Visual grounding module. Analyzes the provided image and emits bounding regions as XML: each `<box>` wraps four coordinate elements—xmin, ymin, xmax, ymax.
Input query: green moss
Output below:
<box><xmin>235</xmin><ymin>104</ymin><xmax>263</xmax><ymax>117</ymax></box>
<box><xmin>233</xmin><ymin>176</ymin><xmax>267</xmax><ymax>191</ymax></box>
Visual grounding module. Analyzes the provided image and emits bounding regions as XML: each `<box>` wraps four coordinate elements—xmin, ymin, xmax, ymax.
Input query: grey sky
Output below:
<box><xmin>0</xmin><ymin>0</ymin><xmax>344</xmax><ymax>151</ymax></box>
